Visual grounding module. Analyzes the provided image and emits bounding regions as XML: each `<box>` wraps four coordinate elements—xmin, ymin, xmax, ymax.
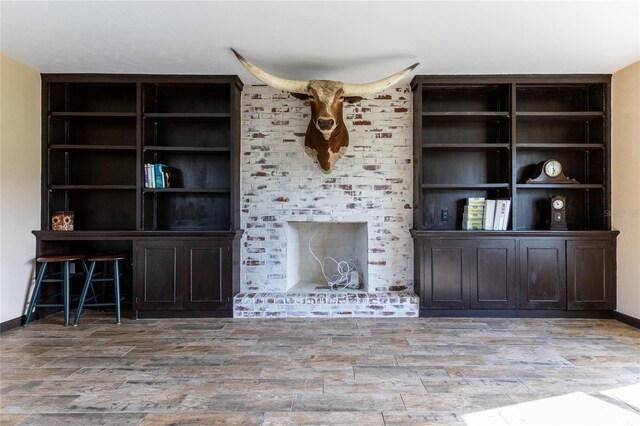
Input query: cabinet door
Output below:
<box><xmin>470</xmin><ymin>240</ymin><xmax>516</xmax><ymax>309</ymax></box>
<box><xmin>182</xmin><ymin>240</ymin><xmax>231</xmax><ymax>310</ymax></box>
<box><xmin>421</xmin><ymin>240</ymin><xmax>469</xmax><ymax>309</ymax></box>
<box><xmin>518</xmin><ymin>239</ymin><xmax>566</xmax><ymax>309</ymax></box>
<box><xmin>567</xmin><ymin>240</ymin><xmax>614</xmax><ymax>310</ymax></box>
<box><xmin>136</xmin><ymin>240</ymin><xmax>181</xmax><ymax>310</ymax></box>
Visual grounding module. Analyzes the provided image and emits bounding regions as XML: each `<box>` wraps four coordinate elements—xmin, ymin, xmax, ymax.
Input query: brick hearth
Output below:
<box><xmin>233</xmin><ymin>291</ymin><xmax>419</xmax><ymax>318</ymax></box>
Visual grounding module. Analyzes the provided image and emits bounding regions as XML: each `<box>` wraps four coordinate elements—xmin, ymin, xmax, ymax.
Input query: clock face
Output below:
<box><xmin>552</xmin><ymin>199</ymin><xmax>564</xmax><ymax>210</ymax></box>
<box><xmin>544</xmin><ymin>160</ymin><xmax>562</xmax><ymax>177</ymax></box>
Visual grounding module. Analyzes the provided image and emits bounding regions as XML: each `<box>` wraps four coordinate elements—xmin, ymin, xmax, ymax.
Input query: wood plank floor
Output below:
<box><xmin>1</xmin><ymin>313</ymin><xmax>639</xmax><ymax>425</ymax></box>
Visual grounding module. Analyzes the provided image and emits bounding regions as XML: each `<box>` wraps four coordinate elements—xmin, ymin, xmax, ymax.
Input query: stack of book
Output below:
<box><xmin>144</xmin><ymin>163</ymin><xmax>171</xmax><ymax>189</ymax></box>
<box><xmin>483</xmin><ymin>199</ymin><xmax>511</xmax><ymax>231</ymax></box>
<box><xmin>462</xmin><ymin>197</ymin><xmax>485</xmax><ymax>230</ymax></box>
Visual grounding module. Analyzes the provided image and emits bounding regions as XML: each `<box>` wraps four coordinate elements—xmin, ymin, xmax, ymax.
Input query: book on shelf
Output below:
<box><xmin>483</xmin><ymin>198</ymin><xmax>511</xmax><ymax>231</ymax></box>
<box><xmin>501</xmin><ymin>199</ymin><xmax>511</xmax><ymax>230</ymax></box>
<box><xmin>144</xmin><ymin>164</ymin><xmax>150</xmax><ymax>188</ymax></box>
<box><xmin>461</xmin><ymin>198</ymin><xmax>511</xmax><ymax>231</ymax></box>
<box><xmin>493</xmin><ymin>200</ymin><xmax>504</xmax><ymax>230</ymax></box>
<box><xmin>462</xmin><ymin>215</ymin><xmax>483</xmax><ymax>230</ymax></box>
<box><xmin>483</xmin><ymin>200</ymin><xmax>497</xmax><ymax>230</ymax></box>
<box><xmin>463</xmin><ymin>207</ymin><xmax>484</xmax><ymax>218</ymax></box>
<box><xmin>463</xmin><ymin>197</ymin><xmax>485</xmax><ymax>230</ymax></box>
<box><xmin>154</xmin><ymin>164</ymin><xmax>168</xmax><ymax>189</ymax></box>
<box><xmin>144</xmin><ymin>163</ymin><xmax>171</xmax><ymax>189</ymax></box>
<box><xmin>144</xmin><ymin>163</ymin><xmax>154</xmax><ymax>188</ymax></box>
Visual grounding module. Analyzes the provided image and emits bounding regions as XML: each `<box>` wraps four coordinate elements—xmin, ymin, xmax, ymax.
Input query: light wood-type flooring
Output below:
<box><xmin>1</xmin><ymin>313</ymin><xmax>639</xmax><ymax>425</ymax></box>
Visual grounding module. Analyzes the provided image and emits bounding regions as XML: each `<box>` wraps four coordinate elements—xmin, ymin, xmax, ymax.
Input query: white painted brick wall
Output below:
<box><xmin>241</xmin><ymin>85</ymin><xmax>414</xmax><ymax>293</ymax></box>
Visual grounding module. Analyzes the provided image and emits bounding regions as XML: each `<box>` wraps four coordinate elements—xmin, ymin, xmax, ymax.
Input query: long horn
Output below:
<box><xmin>231</xmin><ymin>48</ymin><xmax>309</xmax><ymax>94</ymax></box>
<box><xmin>342</xmin><ymin>62</ymin><xmax>419</xmax><ymax>96</ymax></box>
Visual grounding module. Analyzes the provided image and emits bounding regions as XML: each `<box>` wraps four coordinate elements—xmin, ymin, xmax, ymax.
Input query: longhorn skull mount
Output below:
<box><xmin>231</xmin><ymin>48</ymin><xmax>418</xmax><ymax>173</ymax></box>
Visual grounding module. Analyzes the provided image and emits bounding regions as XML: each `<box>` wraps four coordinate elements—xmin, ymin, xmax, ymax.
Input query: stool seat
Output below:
<box><xmin>36</xmin><ymin>254</ymin><xmax>85</xmax><ymax>263</ymax></box>
<box><xmin>85</xmin><ymin>254</ymin><xmax>128</xmax><ymax>262</ymax></box>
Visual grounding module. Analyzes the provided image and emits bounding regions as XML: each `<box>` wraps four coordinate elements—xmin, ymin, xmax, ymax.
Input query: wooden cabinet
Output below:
<box><xmin>419</xmin><ymin>238</ymin><xmax>516</xmax><ymax>310</ymax></box>
<box><xmin>414</xmin><ymin>231</ymin><xmax>617</xmax><ymax>315</ymax></box>
<box><xmin>420</xmin><ymin>239</ymin><xmax>469</xmax><ymax>309</ymax></box>
<box><xmin>39</xmin><ymin>75</ymin><xmax>243</xmax><ymax>318</ymax></box>
<box><xmin>470</xmin><ymin>239</ymin><xmax>516</xmax><ymax>309</ymax></box>
<box><xmin>182</xmin><ymin>240</ymin><xmax>231</xmax><ymax>310</ymax></box>
<box><xmin>136</xmin><ymin>238</ymin><xmax>232</xmax><ymax>316</ymax></box>
<box><xmin>518</xmin><ymin>238</ymin><xmax>566</xmax><ymax>309</ymax></box>
<box><xmin>567</xmin><ymin>239</ymin><xmax>615</xmax><ymax>310</ymax></box>
<box><xmin>137</xmin><ymin>239</ymin><xmax>180</xmax><ymax>309</ymax></box>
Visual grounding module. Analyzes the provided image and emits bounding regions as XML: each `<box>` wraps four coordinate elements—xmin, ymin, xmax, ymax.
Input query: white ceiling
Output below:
<box><xmin>1</xmin><ymin>1</ymin><xmax>639</xmax><ymax>85</ymax></box>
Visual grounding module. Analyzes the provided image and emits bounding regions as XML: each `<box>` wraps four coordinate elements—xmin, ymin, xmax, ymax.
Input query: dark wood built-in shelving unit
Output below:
<box><xmin>37</xmin><ymin>75</ymin><xmax>243</xmax><ymax>318</ymax></box>
<box><xmin>412</xmin><ymin>75</ymin><xmax>617</xmax><ymax>316</ymax></box>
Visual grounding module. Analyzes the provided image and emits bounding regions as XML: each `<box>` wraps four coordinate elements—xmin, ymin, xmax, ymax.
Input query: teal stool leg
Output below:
<box><xmin>101</xmin><ymin>261</ymin><xmax>108</xmax><ymax>304</ymax></box>
<box><xmin>23</xmin><ymin>262</ymin><xmax>48</xmax><ymax>326</ymax></box>
<box><xmin>63</xmin><ymin>260</ymin><xmax>71</xmax><ymax>326</ymax></box>
<box><xmin>73</xmin><ymin>261</ymin><xmax>96</xmax><ymax>326</ymax></box>
<box><xmin>81</xmin><ymin>258</ymin><xmax>89</xmax><ymax>275</ymax></box>
<box><xmin>80</xmin><ymin>260</ymin><xmax>99</xmax><ymax>304</ymax></box>
<box><xmin>114</xmin><ymin>259</ymin><xmax>121</xmax><ymax>324</ymax></box>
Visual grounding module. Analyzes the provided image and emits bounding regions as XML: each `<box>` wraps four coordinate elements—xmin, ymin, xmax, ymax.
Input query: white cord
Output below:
<box><xmin>308</xmin><ymin>229</ymin><xmax>359</xmax><ymax>290</ymax></box>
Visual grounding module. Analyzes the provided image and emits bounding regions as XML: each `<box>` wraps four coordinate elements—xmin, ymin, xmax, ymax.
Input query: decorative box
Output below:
<box><xmin>51</xmin><ymin>211</ymin><xmax>74</xmax><ymax>231</ymax></box>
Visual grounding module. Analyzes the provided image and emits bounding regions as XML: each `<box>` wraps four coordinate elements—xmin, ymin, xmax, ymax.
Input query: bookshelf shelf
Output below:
<box><xmin>516</xmin><ymin>183</ymin><xmax>604</xmax><ymax>190</ymax></box>
<box><xmin>143</xmin><ymin>188</ymin><xmax>231</xmax><ymax>193</ymax></box>
<box><xmin>516</xmin><ymin>112</ymin><xmax>604</xmax><ymax>120</ymax></box>
<box><xmin>422</xmin><ymin>143</ymin><xmax>510</xmax><ymax>150</ymax></box>
<box><xmin>49</xmin><ymin>144</ymin><xmax>136</xmax><ymax>151</ymax></box>
<box><xmin>516</xmin><ymin>143</ymin><xmax>605</xmax><ymax>151</ymax></box>
<box><xmin>50</xmin><ymin>112</ymin><xmax>137</xmax><ymax>118</ymax></box>
<box><xmin>143</xmin><ymin>146</ymin><xmax>231</xmax><ymax>153</ymax></box>
<box><xmin>422</xmin><ymin>111</ymin><xmax>509</xmax><ymax>121</ymax></box>
<box><xmin>49</xmin><ymin>185</ymin><xmax>136</xmax><ymax>190</ymax></box>
<box><xmin>143</xmin><ymin>112</ymin><xmax>231</xmax><ymax>119</ymax></box>
<box><xmin>422</xmin><ymin>183</ymin><xmax>510</xmax><ymax>190</ymax></box>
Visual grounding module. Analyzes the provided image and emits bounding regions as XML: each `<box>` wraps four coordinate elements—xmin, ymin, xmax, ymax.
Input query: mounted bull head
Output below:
<box><xmin>232</xmin><ymin>49</ymin><xmax>418</xmax><ymax>173</ymax></box>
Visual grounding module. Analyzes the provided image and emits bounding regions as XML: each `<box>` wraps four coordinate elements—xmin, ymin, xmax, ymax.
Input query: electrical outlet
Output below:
<box><xmin>69</xmin><ymin>263</ymin><xmax>76</xmax><ymax>274</ymax></box>
<box><xmin>441</xmin><ymin>209</ymin><xmax>449</xmax><ymax>221</ymax></box>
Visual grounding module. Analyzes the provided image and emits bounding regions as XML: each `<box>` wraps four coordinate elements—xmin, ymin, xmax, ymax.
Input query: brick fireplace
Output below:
<box><xmin>233</xmin><ymin>85</ymin><xmax>419</xmax><ymax>317</ymax></box>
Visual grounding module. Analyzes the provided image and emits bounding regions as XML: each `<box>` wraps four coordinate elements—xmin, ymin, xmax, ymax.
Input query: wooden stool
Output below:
<box><xmin>24</xmin><ymin>255</ymin><xmax>86</xmax><ymax>326</ymax></box>
<box><xmin>74</xmin><ymin>254</ymin><xmax>128</xmax><ymax>325</ymax></box>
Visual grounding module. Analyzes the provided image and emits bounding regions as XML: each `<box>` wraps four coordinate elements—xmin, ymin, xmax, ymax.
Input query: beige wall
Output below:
<box><xmin>0</xmin><ymin>55</ymin><xmax>41</xmax><ymax>324</ymax></box>
<box><xmin>612</xmin><ymin>61</ymin><xmax>640</xmax><ymax>320</ymax></box>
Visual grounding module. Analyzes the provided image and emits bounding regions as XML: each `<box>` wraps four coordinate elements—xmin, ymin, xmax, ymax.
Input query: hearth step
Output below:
<box><xmin>233</xmin><ymin>291</ymin><xmax>419</xmax><ymax>318</ymax></box>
